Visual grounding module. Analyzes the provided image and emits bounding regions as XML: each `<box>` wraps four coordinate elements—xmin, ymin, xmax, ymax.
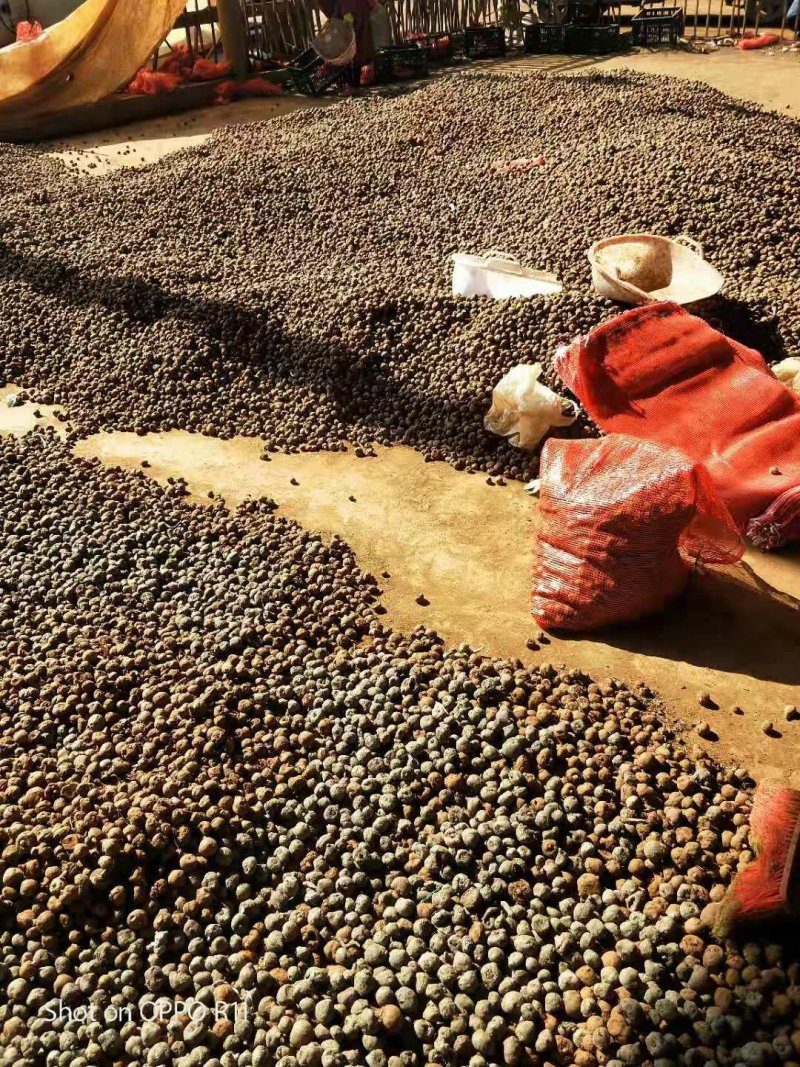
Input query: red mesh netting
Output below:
<box><xmin>213</xmin><ymin>78</ymin><xmax>282</xmax><ymax>104</ymax></box>
<box><xmin>127</xmin><ymin>69</ymin><xmax>183</xmax><ymax>95</ymax></box>
<box><xmin>190</xmin><ymin>57</ymin><xmax>233</xmax><ymax>81</ymax></box>
<box><xmin>556</xmin><ymin>302</ymin><xmax>800</xmax><ymax>550</ymax></box>
<box><xmin>16</xmin><ymin>21</ymin><xmax>43</xmax><ymax>42</ymax></box>
<box><xmin>532</xmin><ymin>434</ymin><xmax>744</xmax><ymax>632</ymax></box>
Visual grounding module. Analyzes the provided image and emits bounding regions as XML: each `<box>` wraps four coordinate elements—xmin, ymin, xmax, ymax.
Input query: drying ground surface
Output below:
<box><xmin>4</xmin><ymin>390</ymin><xmax>799</xmax><ymax>784</ymax></box>
<box><xmin>0</xmin><ymin>64</ymin><xmax>799</xmax><ymax>1067</ymax></box>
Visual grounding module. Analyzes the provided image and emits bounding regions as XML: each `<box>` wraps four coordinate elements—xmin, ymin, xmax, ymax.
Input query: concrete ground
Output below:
<box><xmin>8</xmin><ymin>51</ymin><xmax>799</xmax><ymax>786</ymax></box>
<box><xmin>526</xmin><ymin>47</ymin><xmax>800</xmax><ymax>117</ymax></box>
<box><xmin>48</xmin><ymin>95</ymin><xmax>330</xmax><ymax>176</ymax></box>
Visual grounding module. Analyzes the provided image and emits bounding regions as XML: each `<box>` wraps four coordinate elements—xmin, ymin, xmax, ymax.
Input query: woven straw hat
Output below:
<box><xmin>588</xmin><ymin>234</ymin><xmax>724</xmax><ymax>305</ymax></box>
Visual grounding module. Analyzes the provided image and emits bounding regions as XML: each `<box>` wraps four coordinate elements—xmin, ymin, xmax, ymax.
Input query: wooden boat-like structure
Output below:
<box><xmin>0</xmin><ymin>0</ymin><xmax>192</xmax><ymax>136</ymax></box>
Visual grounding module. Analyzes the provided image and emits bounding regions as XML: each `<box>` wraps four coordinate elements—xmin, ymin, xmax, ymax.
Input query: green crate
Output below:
<box><xmin>564</xmin><ymin>22</ymin><xmax>621</xmax><ymax>53</ymax></box>
<box><xmin>524</xmin><ymin>22</ymin><xmax>569</xmax><ymax>52</ymax></box>
<box><xmin>287</xmin><ymin>48</ymin><xmax>345</xmax><ymax>96</ymax></box>
<box><xmin>375</xmin><ymin>45</ymin><xmax>429</xmax><ymax>82</ymax></box>
<box><xmin>631</xmin><ymin>5</ymin><xmax>683</xmax><ymax>46</ymax></box>
<box><xmin>464</xmin><ymin>26</ymin><xmax>506</xmax><ymax>58</ymax></box>
<box><xmin>413</xmin><ymin>31</ymin><xmax>456</xmax><ymax>63</ymax></box>
<box><xmin>572</xmin><ymin>0</ymin><xmax>603</xmax><ymax>23</ymax></box>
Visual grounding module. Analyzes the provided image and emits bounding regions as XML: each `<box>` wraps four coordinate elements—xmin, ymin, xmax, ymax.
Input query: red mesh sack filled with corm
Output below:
<box><xmin>16</xmin><ymin>20</ymin><xmax>43</xmax><ymax>42</ymax></box>
<box><xmin>556</xmin><ymin>302</ymin><xmax>800</xmax><ymax>550</ymax></box>
<box><xmin>532</xmin><ymin>434</ymin><xmax>744</xmax><ymax>632</ymax></box>
<box><xmin>127</xmin><ymin>69</ymin><xmax>183</xmax><ymax>95</ymax></box>
<box><xmin>214</xmin><ymin>78</ymin><xmax>281</xmax><ymax>104</ymax></box>
<box><xmin>160</xmin><ymin>44</ymin><xmax>192</xmax><ymax>74</ymax></box>
<box><xmin>190</xmin><ymin>57</ymin><xmax>233</xmax><ymax>81</ymax></box>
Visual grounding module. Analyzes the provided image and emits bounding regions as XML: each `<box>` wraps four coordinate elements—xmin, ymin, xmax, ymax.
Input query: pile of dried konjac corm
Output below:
<box><xmin>0</xmin><ymin>432</ymin><xmax>797</xmax><ymax>1067</ymax></box>
<box><xmin>1</xmin><ymin>70</ymin><xmax>797</xmax><ymax>478</ymax></box>
<box><xmin>1</xmin><ymin>69</ymin><xmax>800</xmax><ymax>1067</ymax></box>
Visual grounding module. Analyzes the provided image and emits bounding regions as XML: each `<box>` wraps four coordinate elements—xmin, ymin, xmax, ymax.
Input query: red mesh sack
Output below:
<box><xmin>190</xmin><ymin>57</ymin><xmax>233</xmax><ymax>81</ymax></box>
<box><xmin>127</xmin><ymin>69</ymin><xmax>183</xmax><ymax>95</ymax></box>
<box><xmin>214</xmin><ymin>78</ymin><xmax>281</xmax><ymax>104</ymax></box>
<box><xmin>532</xmin><ymin>434</ymin><xmax>744</xmax><ymax>632</ymax></box>
<box><xmin>161</xmin><ymin>44</ymin><xmax>192</xmax><ymax>74</ymax></box>
<box><xmin>237</xmin><ymin>77</ymin><xmax>281</xmax><ymax>97</ymax></box>
<box><xmin>16</xmin><ymin>20</ymin><xmax>43</xmax><ymax>42</ymax></box>
<box><xmin>738</xmin><ymin>32</ymin><xmax>780</xmax><ymax>48</ymax></box>
<box><xmin>556</xmin><ymin>302</ymin><xmax>800</xmax><ymax>550</ymax></box>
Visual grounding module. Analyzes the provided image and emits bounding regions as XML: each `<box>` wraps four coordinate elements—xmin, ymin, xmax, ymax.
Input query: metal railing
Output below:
<box><xmin>241</xmin><ymin>0</ymin><xmax>323</xmax><ymax>60</ymax></box>
<box><xmin>680</xmin><ymin>0</ymin><xmax>800</xmax><ymax>39</ymax></box>
<box><xmin>150</xmin><ymin>0</ymin><xmax>221</xmax><ymax>69</ymax></box>
<box><xmin>161</xmin><ymin>0</ymin><xmax>798</xmax><ymax>68</ymax></box>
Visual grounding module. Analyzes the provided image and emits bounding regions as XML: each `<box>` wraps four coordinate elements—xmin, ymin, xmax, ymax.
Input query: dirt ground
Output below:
<box><xmin>523</xmin><ymin>47</ymin><xmax>800</xmax><ymax>117</ymax></box>
<box><xmin>3</xmin><ymin>383</ymin><xmax>799</xmax><ymax>786</ymax></box>
<box><xmin>49</xmin><ymin>95</ymin><xmax>331</xmax><ymax>176</ymax></box>
<box><xmin>12</xmin><ymin>51</ymin><xmax>799</xmax><ymax>787</ymax></box>
<box><xmin>70</xmin><ymin>430</ymin><xmax>800</xmax><ymax>785</ymax></box>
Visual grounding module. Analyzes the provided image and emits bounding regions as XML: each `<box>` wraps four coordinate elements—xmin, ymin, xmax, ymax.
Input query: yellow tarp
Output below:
<box><xmin>0</xmin><ymin>0</ymin><xmax>189</xmax><ymax>120</ymax></box>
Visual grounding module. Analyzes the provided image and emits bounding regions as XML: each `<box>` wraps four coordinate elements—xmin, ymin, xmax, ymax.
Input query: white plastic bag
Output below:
<box><xmin>484</xmin><ymin>364</ymin><xmax>575</xmax><ymax>450</ymax></box>
<box><xmin>369</xmin><ymin>2</ymin><xmax>393</xmax><ymax>50</ymax></box>
<box><xmin>773</xmin><ymin>357</ymin><xmax>800</xmax><ymax>396</ymax></box>
<box><xmin>452</xmin><ymin>251</ymin><xmax>562</xmax><ymax>300</ymax></box>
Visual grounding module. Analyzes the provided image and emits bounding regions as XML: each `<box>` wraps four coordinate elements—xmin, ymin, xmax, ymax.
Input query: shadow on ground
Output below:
<box><xmin>567</xmin><ymin>560</ymin><xmax>800</xmax><ymax>689</ymax></box>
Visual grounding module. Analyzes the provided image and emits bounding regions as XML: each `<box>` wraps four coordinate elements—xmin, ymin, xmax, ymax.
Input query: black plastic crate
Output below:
<box><xmin>524</xmin><ymin>22</ymin><xmax>569</xmax><ymax>52</ymax></box>
<box><xmin>464</xmin><ymin>25</ymin><xmax>506</xmax><ymax>58</ymax></box>
<box><xmin>287</xmin><ymin>48</ymin><xmax>345</xmax><ymax>95</ymax></box>
<box><xmin>572</xmin><ymin>0</ymin><xmax>603</xmax><ymax>24</ymax></box>
<box><xmin>631</xmin><ymin>5</ymin><xmax>683</xmax><ymax>46</ymax></box>
<box><xmin>375</xmin><ymin>45</ymin><xmax>429</xmax><ymax>82</ymax></box>
<box><xmin>564</xmin><ymin>21</ymin><xmax>621</xmax><ymax>52</ymax></box>
<box><xmin>413</xmin><ymin>31</ymin><xmax>456</xmax><ymax>63</ymax></box>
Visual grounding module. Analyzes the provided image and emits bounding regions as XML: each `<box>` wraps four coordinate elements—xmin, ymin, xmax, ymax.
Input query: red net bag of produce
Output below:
<box><xmin>161</xmin><ymin>44</ymin><xmax>192</xmax><ymax>74</ymax></box>
<box><xmin>213</xmin><ymin>77</ymin><xmax>281</xmax><ymax>104</ymax></box>
<box><xmin>532</xmin><ymin>434</ymin><xmax>744</xmax><ymax>632</ymax></box>
<box><xmin>127</xmin><ymin>69</ymin><xmax>183</xmax><ymax>95</ymax></box>
<box><xmin>190</xmin><ymin>57</ymin><xmax>233</xmax><ymax>81</ymax></box>
<box><xmin>556</xmin><ymin>302</ymin><xmax>800</xmax><ymax>550</ymax></box>
<box><xmin>737</xmin><ymin>32</ymin><xmax>780</xmax><ymax>48</ymax></box>
<box><xmin>16</xmin><ymin>20</ymin><xmax>43</xmax><ymax>41</ymax></box>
